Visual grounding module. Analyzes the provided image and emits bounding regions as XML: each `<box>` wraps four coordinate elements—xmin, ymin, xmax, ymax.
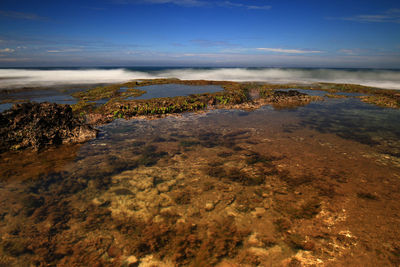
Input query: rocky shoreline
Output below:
<box><xmin>71</xmin><ymin>80</ymin><xmax>325</xmax><ymax>125</ymax></box>
<box><xmin>0</xmin><ymin>80</ymin><xmax>325</xmax><ymax>152</ymax></box>
<box><xmin>1</xmin><ymin>79</ymin><xmax>399</xmax><ymax>152</ymax></box>
<box><xmin>0</xmin><ymin>102</ymin><xmax>97</xmax><ymax>152</ymax></box>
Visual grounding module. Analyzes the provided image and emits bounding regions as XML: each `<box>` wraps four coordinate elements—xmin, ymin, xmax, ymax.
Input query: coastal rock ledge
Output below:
<box><xmin>0</xmin><ymin>102</ymin><xmax>98</xmax><ymax>152</ymax></box>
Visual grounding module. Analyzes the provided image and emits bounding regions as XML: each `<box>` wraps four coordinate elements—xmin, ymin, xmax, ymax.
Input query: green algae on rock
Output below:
<box><xmin>71</xmin><ymin>79</ymin><xmax>325</xmax><ymax>124</ymax></box>
<box><xmin>72</xmin><ymin>81</ymin><xmax>146</xmax><ymax>102</ymax></box>
<box><xmin>359</xmin><ymin>94</ymin><xmax>400</xmax><ymax>109</ymax></box>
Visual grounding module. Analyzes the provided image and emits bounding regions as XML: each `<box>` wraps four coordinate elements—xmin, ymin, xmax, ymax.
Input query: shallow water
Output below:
<box><xmin>0</xmin><ymin>93</ymin><xmax>400</xmax><ymax>266</ymax></box>
<box><xmin>0</xmin><ymin>91</ymin><xmax>77</xmax><ymax>112</ymax></box>
<box><xmin>132</xmin><ymin>84</ymin><xmax>223</xmax><ymax>100</ymax></box>
<box><xmin>0</xmin><ymin>83</ymin><xmax>224</xmax><ymax>112</ymax></box>
<box><xmin>0</xmin><ymin>87</ymin><xmax>82</xmax><ymax>112</ymax></box>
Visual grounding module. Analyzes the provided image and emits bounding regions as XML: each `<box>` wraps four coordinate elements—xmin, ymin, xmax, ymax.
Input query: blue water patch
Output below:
<box><xmin>335</xmin><ymin>92</ymin><xmax>366</xmax><ymax>97</ymax></box>
<box><xmin>0</xmin><ymin>89</ymin><xmax>78</xmax><ymax>112</ymax></box>
<box><xmin>0</xmin><ymin>103</ymin><xmax>13</xmax><ymax>112</ymax></box>
<box><xmin>131</xmin><ymin>84</ymin><xmax>223</xmax><ymax>100</ymax></box>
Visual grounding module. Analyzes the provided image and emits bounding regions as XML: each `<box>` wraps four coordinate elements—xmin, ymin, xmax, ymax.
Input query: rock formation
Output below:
<box><xmin>0</xmin><ymin>102</ymin><xmax>97</xmax><ymax>152</ymax></box>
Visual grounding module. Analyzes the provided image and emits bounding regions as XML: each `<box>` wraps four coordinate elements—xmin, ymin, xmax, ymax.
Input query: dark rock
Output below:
<box><xmin>1</xmin><ymin>239</ymin><xmax>29</xmax><ymax>256</ymax></box>
<box><xmin>113</xmin><ymin>188</ymin><xmax>134</xmax><ymax>196</ymax></box>
<box><xmin>22</xmin><ymin>194</ymin><xmax>44</xmax><ymax>216</ymax></box>
<box><xmin>0</xmin><ymin>102</ymin><xmax>98</xmax><ymax>152</ymax></box>
<box><xmin>273</xmin><ymin>90</ymin><xmax>305</xmax><ymax>97</ymax></box>
<box><xmin>272</xmin><ymin>90</ymin><xmax>307</xmax><ymax>101</ymax></box>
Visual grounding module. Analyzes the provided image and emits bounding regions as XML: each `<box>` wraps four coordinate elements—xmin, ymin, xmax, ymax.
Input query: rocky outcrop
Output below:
<box><xmin>268</xmin><ymin>90</ymin><xmax>322</xmax><ymax>109</ymax></box>
<box><xmin>0</xmin><ymin>102</ymin><xmax>98</xmax><ymax>152</ymax></box>
<box><xmin>272</xmin><ymin>89</ymin><xmax>307</xmax><ymax>99</ymax></box>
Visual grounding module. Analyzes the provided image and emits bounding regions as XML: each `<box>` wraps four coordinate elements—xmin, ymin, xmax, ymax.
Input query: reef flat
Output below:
<box><xmin>1</xmin><ymin>79</ymin><xmax>399</xmax><ymax>152</ymax></box>
<box><xmin>68</xmin><ymin>79</ymin><xmax>400</xmax><ymax>125</ymax></box>
<box><xmin>0</xmin><ymin>79</ymin><xmax>399</xmax><ymax>266</ymax></box>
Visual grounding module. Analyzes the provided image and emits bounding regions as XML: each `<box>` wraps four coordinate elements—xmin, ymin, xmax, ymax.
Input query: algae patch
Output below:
<box><xmin>70</xmin><ymin>79</ymin><xmax>325</xmax><ymax>124</ymax></box>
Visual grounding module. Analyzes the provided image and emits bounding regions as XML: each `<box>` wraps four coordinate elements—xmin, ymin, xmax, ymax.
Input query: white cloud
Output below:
<box><xmin>246</xmin><ymin>5</ymin><xmax>271</xmax><ymax>10</ymax></box>
<box><xmin>220</xmin><ymin>1</ymin><xmax>271</xmax><ymax>10</ymax></box>
<box><xmin>182</xmin><ymin>53</ymin><xmax>219</xmax><ymax>57</ymax></box>
<box><xmin>47</xmin><ymin>49</ymin><xmax>82</xmax><ymax>53</ymax></box>
<box><xmin>0</xmin><ymin>48</ymin><xmax>15</xmax><ymax>53</ymax></box>
<box><xmin>338</xmin><ymin>49</ymin><xmax>356</xmax><ymax>55</ymax></box>
<box><xmin>257</xmin><ymin>48</ymin><xmax>322</xmax><ymax>54</ymax></box>
<box><xmin>329</xmin><ymin>9</ymin><xmax>400</xmax><ymax>24</ymax></box>
<box><xmin>191</xmin><ymin>39</ymin><xmax>236</xmax><ymax>47</ymax></box>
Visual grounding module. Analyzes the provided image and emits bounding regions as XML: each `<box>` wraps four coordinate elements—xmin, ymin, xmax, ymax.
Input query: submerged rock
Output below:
<box><xmin>0</xmin><ymin>102</ymin><xmax>98</xmax><ymax>152</ymax></box>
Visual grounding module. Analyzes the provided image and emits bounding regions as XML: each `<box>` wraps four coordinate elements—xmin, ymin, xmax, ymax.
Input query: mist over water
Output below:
<box><xmin>0</xmin><ymin>69</ymin><xmax>153</xmax><ymax>89</ymax></box>
<box><xmin>1</xmin><ymin>67</ymin><xmax>400</xmax><ymax>89</ymax></box>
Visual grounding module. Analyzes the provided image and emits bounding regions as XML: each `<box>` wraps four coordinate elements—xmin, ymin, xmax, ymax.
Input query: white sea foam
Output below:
<box><xmin>1</xmin><ymin>68</ymin><xmax>400</xmax><ymax>89</ymax></box>
<box><xmin>0</xmin><ymin>69</ymin><xmax>152</xmax><ymax>89</ymax></box>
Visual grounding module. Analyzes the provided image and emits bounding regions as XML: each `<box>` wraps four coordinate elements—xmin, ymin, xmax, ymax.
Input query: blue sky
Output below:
<box><xmin>0</xmin><ymin>0</ymin><xmax>399</xmax><ymax>67</ymax></box>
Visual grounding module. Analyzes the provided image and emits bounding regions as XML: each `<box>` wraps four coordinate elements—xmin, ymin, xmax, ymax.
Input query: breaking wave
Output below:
<box><xmin>1</xmin><ymin>67</ymin><xmax>400</xmax><ymax>90</ymax></box>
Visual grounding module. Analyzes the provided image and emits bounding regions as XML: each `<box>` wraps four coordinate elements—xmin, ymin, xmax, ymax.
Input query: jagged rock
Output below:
<box><xmin>273</xmin><ymin>90</ymin><xmax>305</xmax><ymax>97</ymax></box>
<box><xmin>0</xmin><ymin>102</ymin><xmax>98</xmax><ymax>152</ymax></box>
<box><xmin>271</xmin><ymin>90</ymin><xmax>307</xmax><ymax>103</ymax></box>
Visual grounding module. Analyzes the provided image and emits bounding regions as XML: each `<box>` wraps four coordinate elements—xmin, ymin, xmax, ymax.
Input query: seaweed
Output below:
<box><xmin>274</xmin><ymin>218</ymin><xmax>292</xmax><ymax>232</ymax></box>
<box><xmin>137</xmin><ymin>145</ymin><xmax>168</xmax><ymax>167</ymax></box>
<box><xmin>227</xmin><ymin>167</ymin><xmax>264</xmax><ymax>186</ymax></box>
<box><xmin>113</xmin><ymin>188</ymin><xmax>134</xmax><ymax>196</ymax></box>
<box><xmin>135</xmin><ymin>222</ymin><xmax>172</xmax><ymax>255</ymax></box>
<box><xmin>279</xmin><ymin>173</ymin><xmax>315</xmax><ymax>188</ymax></box>
<box><xmin>72</xmin><ymin>83</ymin><xmax>146</xmax><ymax>102</ymax></box>
<box><xmin>357</xmin><ymin>192</ymin><xmax>379</xmax><ymax>200</ymax></box>
<box><xmin>294</xmin><ymin>199</ymin><xmax>321</xmax><ymax>219</ymax></box>
<box><xmin>115</xmin><ymin>215</ymin><xmax>247</xmax><ymax>266</ymax></box>
<box><xmin>69</xmin><ymin>79</ymin><xmax>351</xmax><ymax>123</ymax></box>
<box><xmin>179</xmin><ymin>140</ymin><xmax>201</xmax><ymax>148</ymax></box>
<box><xmin>286</xmin><ymin>233</ymin><xmax>307</xmax><ymax>250</ymax></box>
<box><xmin>217</xmin><ymin>151</ymin><xmax>232</xmax><ymax>158</ymax></box>
<box><xmin>245</xmin><ymin>151</ymin><xmax>277</xmax><ymax>166</ymax></box>
<box><xmin>190</xmin><ymin>218</ymin><xmax>248</xmax><ymax>266</ymax></box>
<box><xmin>207</xmin><ymin>164</ymin><xmax>264</xmax><ymax>186</ymax></box>
<box><xmin>173</xmin><ymin>191</ymin><xmax>192</xmax><ymax>205</ymax></box>
<box><xmin>207</xmin><ymin>166</ymin><xmax>226</xmax><ymax>178</ymax></box>
<box><xmin>360</xmin><ymin>95</ymin><xmax>400</xmax><ymax>109</ymax></box>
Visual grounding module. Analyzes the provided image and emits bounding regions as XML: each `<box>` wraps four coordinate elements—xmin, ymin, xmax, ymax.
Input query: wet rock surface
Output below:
<box><xmin>0</xmin><ymin>102</ymin><xmax>98</xmax><ymax>152</ymax></box>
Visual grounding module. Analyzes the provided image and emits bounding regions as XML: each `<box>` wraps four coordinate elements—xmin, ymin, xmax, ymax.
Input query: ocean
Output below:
<box><xmin>1</xmin><ymin>67</ymin><xmax>400</xmax><ymax>89</ymax></box>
